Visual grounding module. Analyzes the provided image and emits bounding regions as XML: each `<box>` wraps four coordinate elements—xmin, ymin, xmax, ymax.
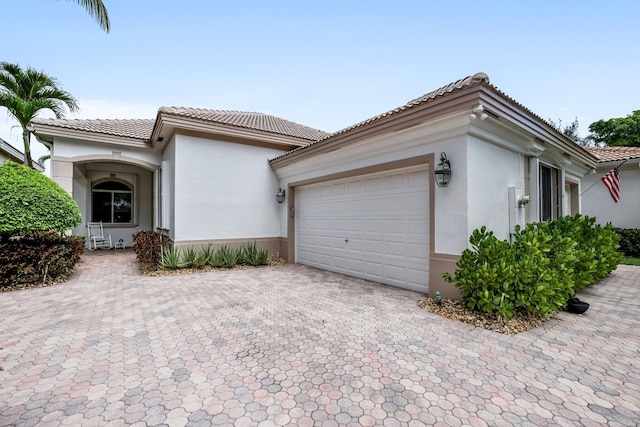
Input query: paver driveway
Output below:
<box><xmin>1</xmin><ymin>251</ymin><xmax>640</xmax><ymax>426</ymax></box>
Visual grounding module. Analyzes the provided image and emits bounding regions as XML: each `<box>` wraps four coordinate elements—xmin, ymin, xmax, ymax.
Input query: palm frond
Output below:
<box><xmin>67</xmin><ymin>0</ymin><xmax>111</xmax><ymax>33</ymax></box>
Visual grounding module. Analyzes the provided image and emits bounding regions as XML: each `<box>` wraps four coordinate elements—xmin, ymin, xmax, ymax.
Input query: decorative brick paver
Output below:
<box><xmin>2</xmin><ymin>250</ymin><xmax>640</xmax><ymax>426</ymax></box>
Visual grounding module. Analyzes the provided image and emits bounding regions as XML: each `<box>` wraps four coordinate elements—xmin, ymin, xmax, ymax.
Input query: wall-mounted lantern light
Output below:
<box><xmin>276</xmin><ymin>188</ymin><xmax>286</xmax><ymax>204</ymax></box>
<box><xmin>435</xmin><ymin>152</ymin><xmax>452</xmax><ymax>187</ymax></box>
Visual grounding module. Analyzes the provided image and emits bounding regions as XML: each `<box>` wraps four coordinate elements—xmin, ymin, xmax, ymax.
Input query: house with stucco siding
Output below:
<box><xmin>582</xmin><ymin>146</ymin><xmax>640</xmax><ymax>229</ymax></box>
<box><xmin>29</xmin><ymin>72</ymin><xmax>598</xmax><ymax>298</ymax></box>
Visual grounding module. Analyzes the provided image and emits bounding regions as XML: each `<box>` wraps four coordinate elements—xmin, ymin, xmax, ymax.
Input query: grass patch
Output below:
<box><xmin>621</xmin><ymin>256</ymin><xmax>640</xmax><ymax>266</ymax></box>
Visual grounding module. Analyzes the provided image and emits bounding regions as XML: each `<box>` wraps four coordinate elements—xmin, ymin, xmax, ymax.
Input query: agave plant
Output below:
<box><xmin>242</xmin><ymin>241</ymin><xmax>270</xmax><ymax>266</ymax></box>
<box><xmin>193</xmin><ymin>246</ymin><xmax>213</xmax><ymax>268</ymax></box>
<box><xmin>160</xmin><ymin>246</ymin><xmax>181</xmax><ymax>270</ymax></box>
<box><xmin>181</xmin><ymin>247</ymin><xmax>197</xmax><ymax>268</ymax></box>
<box><xmin>217</xmin><ymin>244</ymin><xmax>241</xmax><ymax>268</ymax></box>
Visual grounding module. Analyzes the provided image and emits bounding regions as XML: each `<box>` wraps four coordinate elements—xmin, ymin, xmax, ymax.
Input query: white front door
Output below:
<box><xmin>296</xmin><ymin>166</ymin><xmax>430</xmax><ymax>293</ymax></box>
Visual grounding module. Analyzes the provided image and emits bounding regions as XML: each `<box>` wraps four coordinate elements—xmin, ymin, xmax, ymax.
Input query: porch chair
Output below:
<box><xmin>87</xmin><ymin>221</ymin><xmax>113</xmax><ymax>250</ymax></box>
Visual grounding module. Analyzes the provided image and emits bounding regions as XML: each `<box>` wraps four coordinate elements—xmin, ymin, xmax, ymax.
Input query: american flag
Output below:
<box><xmin>601</xmin><ymin>168</ymin><xmax>621</xmax><ymax>203</ymax></box>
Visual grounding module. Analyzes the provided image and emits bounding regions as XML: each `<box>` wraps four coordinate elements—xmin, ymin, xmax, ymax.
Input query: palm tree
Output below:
<box><xmin>69</xmin><ymin>0</ymin><xmax>111</xmax><ymax>33</ymax></box>
<box><xmin>0</xmin><ymin>62</ymin><xmax>79</xmax><ymax>168</ymax></box>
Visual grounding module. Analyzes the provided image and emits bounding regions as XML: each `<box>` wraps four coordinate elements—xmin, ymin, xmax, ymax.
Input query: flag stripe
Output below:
<box><xmin>601</xmin><ymin>168</ymin><xmax>621</xmax><ymax>203</ymax></box>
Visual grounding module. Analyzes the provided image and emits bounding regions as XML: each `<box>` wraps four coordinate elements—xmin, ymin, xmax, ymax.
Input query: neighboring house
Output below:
<box><xmin>582</xmin><ymin>146</ymin><xmax>640</xmax><ymax>229</ymax></box>
<box><xmin>30</xmin><ymin>72</ymin><xmax>598</xmax><ymax>298</ymax></box>
<box><xmin>0</xmin><ymin>137</ymin><xmax>45</xmax><ymax>172</ymax></box>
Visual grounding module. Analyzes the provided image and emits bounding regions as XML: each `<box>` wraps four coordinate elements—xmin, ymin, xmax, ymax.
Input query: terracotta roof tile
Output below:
<box><xmin>326</xmin><ymin>72</ymin><xmax>491</xmax><ymax>141</ymax></box>
<box><xmin>270</xmin><ymin>73</ymin><xmax>492</xmax><ymax>161</ymax></box>
<box><xmin>270</xmin><ymin>72</ymin><xmax>593</xmax><ymax>164</ymax></box>
<box><xmin>31</xmin><ymin>118</ymin><xmax>155</xmax><ymax>140</ymax></box>
<box><xmin>585</xmin><ymin>146</ymin><xmax>640</xmax><ymax>162</ymax></box>
<box><xmin>159</xmin><ymin>107</ymin><xmax>330</xmax><ymax>141</ymax></box>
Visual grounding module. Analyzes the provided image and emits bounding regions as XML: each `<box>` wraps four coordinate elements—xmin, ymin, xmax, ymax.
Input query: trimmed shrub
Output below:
<box><xmin>0</xmin><ymin>161</ymin><xmax>81</xmax><ymax>234</ymax></box>
<box><xmin>0</xmin><ymin>232</ymin><xmax>84</xmax><ymax>288</ymax></box>
<box><xmin>615</xmin><ymin>228</ymin><xmax>640</xmax><ymax>257</ymax></box>
<box><xmin>444</xmin><ymin>215</ymin><xmax>621</xmax><ymax>320</ymax></box>
<box><xmin>132</xmin><ymin>230</ymin><xmax>172</xmax><ymax>269</ymax></box>
<box><xmin>544</xmin><ymin>215</ymin><xmax>621</xmax><ymax>292</ymax></box>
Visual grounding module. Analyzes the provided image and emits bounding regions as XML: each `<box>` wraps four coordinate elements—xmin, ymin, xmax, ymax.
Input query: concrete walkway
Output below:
<box><xmin>1</xmin><ymin>251</ymin><xmax>639</xmax><ymax>426</ymax></box>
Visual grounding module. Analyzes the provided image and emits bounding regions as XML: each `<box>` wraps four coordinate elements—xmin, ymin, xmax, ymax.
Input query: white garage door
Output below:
<box><xmin>296</xmin><ymin>165</ymin><xmax>429</xmax><ymax>293</ymax></box>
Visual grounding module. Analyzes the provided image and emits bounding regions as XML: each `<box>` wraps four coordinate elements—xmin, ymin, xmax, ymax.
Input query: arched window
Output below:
<box><xmin>92</xmin><ymin>180</ymin><xmax>133</xmax><ymax>223</ymax></box>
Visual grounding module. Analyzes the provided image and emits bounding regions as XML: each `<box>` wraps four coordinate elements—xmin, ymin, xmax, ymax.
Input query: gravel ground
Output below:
<box><xmin>417</xmin><ymin>297</ymin><xmax>556</xmax><ymax>336</ymax></box>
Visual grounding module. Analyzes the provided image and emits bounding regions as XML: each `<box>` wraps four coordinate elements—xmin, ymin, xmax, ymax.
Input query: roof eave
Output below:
<box><xmin>152</xmin><ymin>112</ymin><xmax>313</xmax><ymax>150</ymax></box>
<box><xmin>270</xmin><ymin>85</ymin><xmax>486</xmax><ymax>169</ymax></box>
<box><xmin>476</xmin><ymin>86</ymin><xmax>598</xmax><ymax>168</ymax></box>
<box><xmin>29</xmin><ymin>122</ymin><xmax>152</xmax><ymax>149</ymax></box>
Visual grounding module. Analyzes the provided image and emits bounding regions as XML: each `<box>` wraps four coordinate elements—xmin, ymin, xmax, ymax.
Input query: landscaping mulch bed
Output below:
<box><xmin>417</xmin><ymin>297</ymin><xmax>556</xmax><ymax>336</ymax></box>
<box><xmin>142</xmin><ymin>257</ymin><xmax>287</xmax><ymax>276</ymax></box>
<box><xmin>1</xmin><ymin>278</ymin><xmax>65</xmax><ymax>293</ymax></box>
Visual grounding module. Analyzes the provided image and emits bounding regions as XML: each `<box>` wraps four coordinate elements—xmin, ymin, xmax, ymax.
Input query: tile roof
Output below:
<box><xmin>31</xmin><ymin>118</ymin><xmax>155</xmax><ymax>140</ymax></box>
<box><xmin>324</xmin><ymin>72</ymin><xmax>491</xmax><ymax>141</ymax></box>
<box><xmin>270</xmin><ymin>72</ymin><xmax>596</xmax><ymax>164</ymax></box>
<box><xmin>32</xmin><ymin>109</ymin><xmax>330</xmax><ymax>143</ymax></box>
<box><xmin>585</xmin><ymin>146</ymin><xmax>640</xmax><ymax>162</ymax></box>
<box><xmin>158</xmin><ymin>107</ymin><xmax>330</xmax><ymax>141</ymax></box>
<box><xmin>270</xmin><ymin>72</ymin><xmax>492</xmax><ymax>161</ymax></box>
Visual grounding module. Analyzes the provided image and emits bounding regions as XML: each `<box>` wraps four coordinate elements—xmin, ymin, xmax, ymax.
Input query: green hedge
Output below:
<box><xmin>0</xmin><ymin>161</ymin><xmax>81</xmax><ymax>234</ymax></box>
<box><xmin>614</xmin><ymin>228</ymin><xmax>640</xmax><ymax>257</ymax></box>
<box><xmin>444</xmin><ymin>214</ymin><xmax>621</xmax><ymax>319</ymax></box>
<box><xmin>0</xmin><ymin>232</ymin><xmax>85</xmax><ymax>288</ymax></box>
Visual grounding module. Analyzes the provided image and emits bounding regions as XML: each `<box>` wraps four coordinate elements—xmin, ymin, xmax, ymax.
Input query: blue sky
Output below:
<box><xmin>1</xmin><ymin>1</ymin><xmax>639</xmax><ymax>161</ymax></box>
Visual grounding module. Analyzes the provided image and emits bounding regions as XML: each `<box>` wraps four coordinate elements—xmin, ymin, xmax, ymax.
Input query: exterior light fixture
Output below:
<box><xmin>435</xmin><ymin>152</ymin><xmax>452</xmax><ymax>187</ymax></box>
<box><xmin>276</xmin><ymin>188</ymin><xmax>286</xmax><ymax>204</ymax></box>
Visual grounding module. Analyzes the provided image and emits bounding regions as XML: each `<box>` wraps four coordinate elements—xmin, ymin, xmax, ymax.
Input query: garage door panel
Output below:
<box><xmin>383</xmin><ymin>240</ymin><xmax>406</xmax><ymax>257</ymax></box>
<box><xmin>348</xmin><ymin>259</ymin><xmax>364</xmax><ymax>274</ymax></box>
<box><xmin>332</xmin><ymin>200</ymin><xmax>346</xmax><ymax>212</ymax></box>
<box><xmin>296</xmin><ymin>166</ymin><xmax>429</xmax><ymax>293</ymax></box>
<box><xmin>333</xmin><ymin>257</ymin><xmax>347</xmax><ymax>271</ymax></box>
<box><xmin>365</xmin><ymin>262</ymin><xmax>384</xmax><ymax>278</ymax></box>
<box><xmin>365</xmin><ymin>176</ymin><xmax>384</xmax><ymax>190</ymax></box>
<box><xmin>385</xmin><ymin>264</ymin><xmax>406</xmax><ymax>282</ymax></box>
<box><xmin>365</xmin><ymin>239</ymin><xmax>384</xmax><ymax>255</ymax></box>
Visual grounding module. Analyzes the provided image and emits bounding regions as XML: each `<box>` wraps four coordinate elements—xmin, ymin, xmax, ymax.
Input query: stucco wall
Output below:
<box><xmin>170</xmin><ymin>135</ymin><xmax>286</xmax><ymax>242</ymax></box>
<box><xmin>52</xmin><ymin>138</ymin><xmax>160</xmax><ymax>167</ymax></box>
<box><xmin>466</xmin><ymin>136</ymin><xmax>526</xmax><ymax>241</ymax></box>
<box><xmin>162</xmin><ymin>140</ymin><xmax>176</xmax><ymax>239</ymax></box>
<box><xmin>582</xmin><ymin>164</ymin><xmax>640</xmax><ymax>228</ymax></box>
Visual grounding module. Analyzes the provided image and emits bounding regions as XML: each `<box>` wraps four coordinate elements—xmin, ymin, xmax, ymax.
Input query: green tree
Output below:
<box><xmin>0</xmin><ymin>62</ymin><xmax>79</xmax><ymax>168</ymax></box>
<box><xmin>67</xmin><ymin>0</ymin><xmax>111</xmax><ymax>32</ymax></box>
<box><xmin>588</xmin><ymin>110</ymin><xmax>640</xmax><ymax>147</ymax></box>
<box><xmin>549</xmin><ymin>117</ymin><xmax>585</xmax><ymax>145</ymax></box>
<box><xmin>0</xmin><ymin>161</ymin><xmax>81</xmax><ymax>234</ymax></box>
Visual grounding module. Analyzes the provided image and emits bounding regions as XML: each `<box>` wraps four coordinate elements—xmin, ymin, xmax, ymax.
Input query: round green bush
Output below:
<box><xmin>0</xmin><ymin>161</ymin><xmax>81</xmax><ymax>234</ymax></box>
